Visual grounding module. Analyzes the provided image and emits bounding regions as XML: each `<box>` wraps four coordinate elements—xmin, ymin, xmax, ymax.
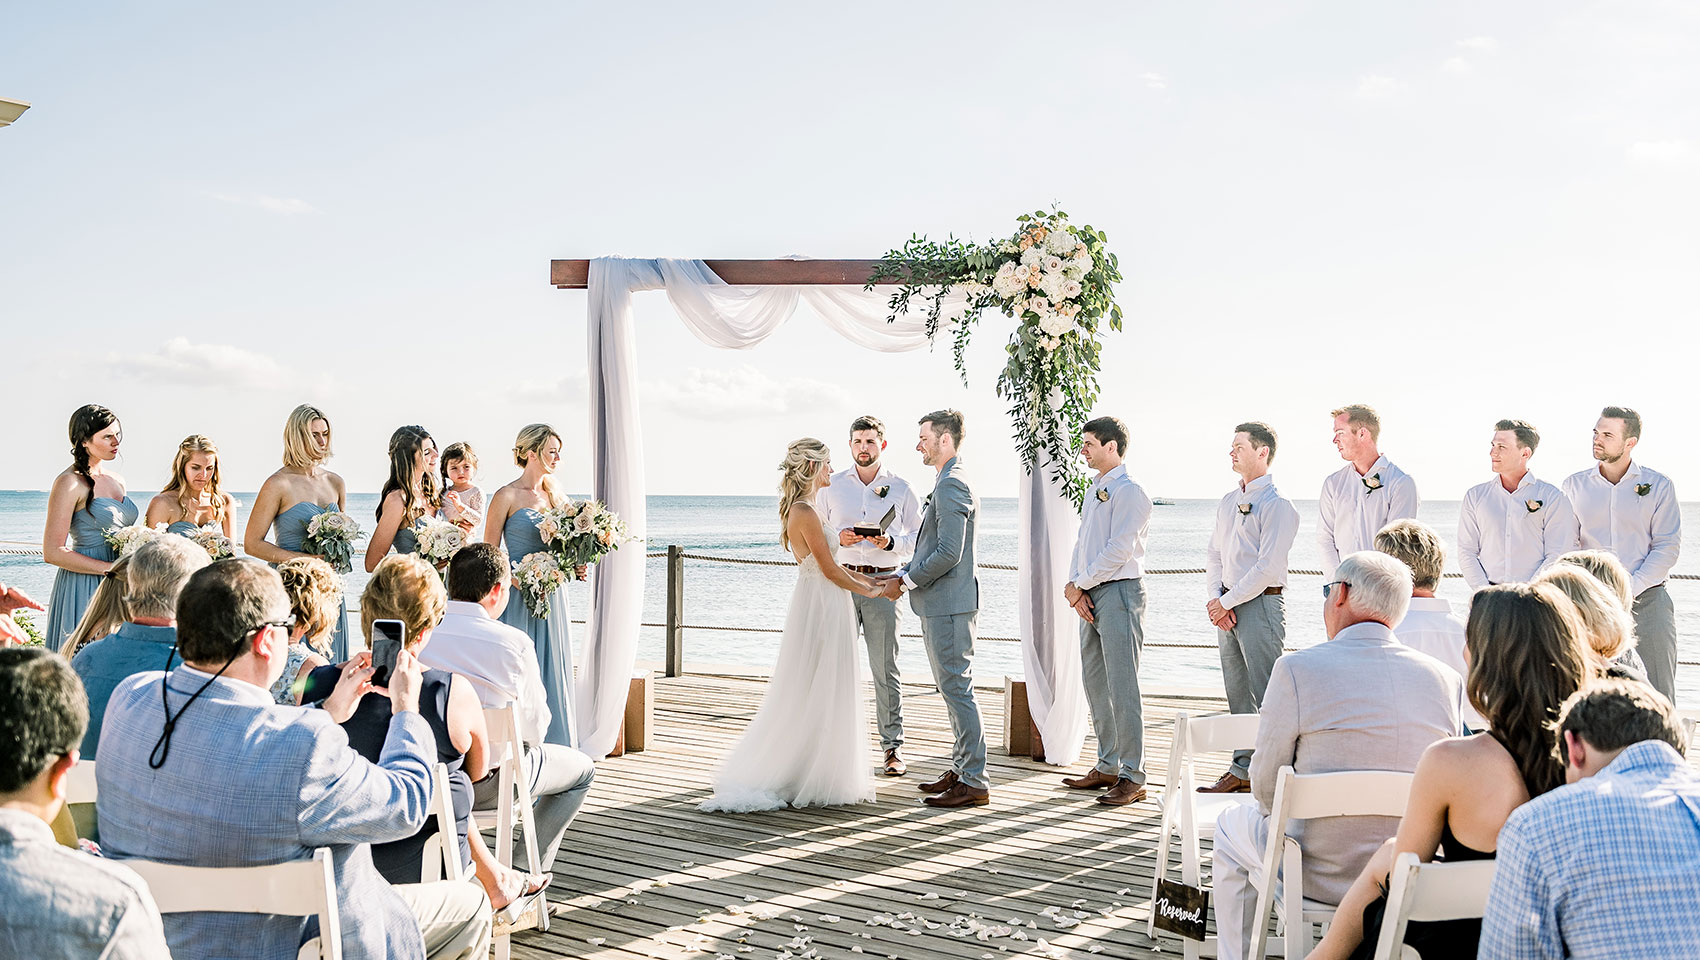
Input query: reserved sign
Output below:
<box><xmin>1152</xmin><ymin>878</ymin><xmax>1209</xmax><ymax>942</ymax></box>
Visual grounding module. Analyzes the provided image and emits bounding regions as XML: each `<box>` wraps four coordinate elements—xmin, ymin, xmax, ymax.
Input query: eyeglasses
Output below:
<box><xmin>242</xmin><ymin>615</ymin><xmax>296</xmax><ymax>639</ymax></box>
<box><xmin>1322</xmin><ymin>580</ymin><xmax>1351</xmax><ymax>598</ymax></box>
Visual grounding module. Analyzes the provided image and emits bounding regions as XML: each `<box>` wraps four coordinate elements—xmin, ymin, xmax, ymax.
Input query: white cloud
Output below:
<box><xmin>208</xmin><ymin>192</ymin><xmax>319</xmax><ymax>215</ymax></box>
<box><xmin>1626</xmin><ymin>140</ymin><xmax>1695</xmax><ymax>166</ymax></box>
<box><xmin>1354</xmin><ymin>75</ymin><xmax>1406</xmax><ymax>100</ymax></box>
<box><xmin>1440</xmin><ymin>56</ymin><xmax>1473</xmax><ymax>75</ymax></box>
<box><xmin>109</xmin><ymin>337</ymin><xmax>291</xmax><ymax>388</ymax></box>
<box><xmin>1140</xmin><ymin>72</ymin><xmax>1167</xmax><ymax>91</ymax></box>
<box><xmin>646</xmin><ymin>365</ymin><xmax>851</xmax><ymax>419</ymax></box>
<box><xmin>513</xmin><ymin>370</ymin><xmax>589</xmax><ymax>402</ymax></box>
<box><xmin>1455</xmin><ymin>36</ymin><xmax>1499</xmax><ymax>53</ymax></box>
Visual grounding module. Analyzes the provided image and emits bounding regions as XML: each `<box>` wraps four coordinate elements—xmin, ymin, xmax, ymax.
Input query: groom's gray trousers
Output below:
<box><xmin>1080</xmin><ymin>578</ymin><xmax>1147</xmax><ymax>785</ymax></box>
<box><xmin>920</xmin><ymin>612</ymin><xmax>988</xmax><ymax>789</ymax></box>
<box><xmin>852</xmin><ymin>593</ymin><xmax>905</xmax><ymax>751</ymax></box>
<box><xmin>1216</xmin><ymin>591</ymin><xmax>1285</xmax><ymax>779</ymax></box>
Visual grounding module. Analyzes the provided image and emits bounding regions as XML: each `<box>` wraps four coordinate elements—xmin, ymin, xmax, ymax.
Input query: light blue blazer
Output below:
<box><xmin>904</xmin><ymin>457</ymin><xmax>980</xmax><ymax>618</ymax></box>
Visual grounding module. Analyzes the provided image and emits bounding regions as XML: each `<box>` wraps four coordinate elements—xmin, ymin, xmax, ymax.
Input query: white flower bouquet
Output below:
<box><xmin>514</xmin><ymin>551</ymin><xmax>568</xmax><ymax>618</ymax></box>
<box><xmin>304</xmin><ymin>509</ymin><xmax>363</xmax><ymax>574</ymax></box>
<box><xmin>105</xmin><ymin>522</ymin><xmax>165</xmax><ymax>559</ymax></box>
<box><xmin>189</xmin><ymin>525</ymin><xmax>236</xmax><ymax>560</ymax></box>
<box><xmin>536</xmin><ymin>499</ymin><xmax>631</xmax><ymax>576</ymax></box>
<box><xmin>414</xmin><ymin>517</ymin><xmax>466</xmax><ymax>568</ymax></box>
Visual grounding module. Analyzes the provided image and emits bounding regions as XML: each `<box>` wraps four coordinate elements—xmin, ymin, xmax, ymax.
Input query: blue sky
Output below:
<box><xmin>4</xmin><ymin>2</ymin><xmax>1696</xmax><ymax>498</ymax></box>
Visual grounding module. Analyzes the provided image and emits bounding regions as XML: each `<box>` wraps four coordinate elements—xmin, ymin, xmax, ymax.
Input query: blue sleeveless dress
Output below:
<box><xmin>166</xmin><ymin>520</ymin><xmax>201</xmax><ymax>536</ymax></box>
<box><xmin>273</xmin><ymin>501</ymin><xmax>352</xmax><ymax>661</ymax></box>
<box><xmin>46</xmin><ymin>496</ymin><xmax>138</xmax><ymax>652</ymax></box>
<box><xmin>499</xmin><ymin>508</ymin><xmax>576</xmax><ymax>746</ymax></box>
<box><xmin>389</xmin><ymin>515</ymin><xmax>426</xmax><ymax>557</ymax></box>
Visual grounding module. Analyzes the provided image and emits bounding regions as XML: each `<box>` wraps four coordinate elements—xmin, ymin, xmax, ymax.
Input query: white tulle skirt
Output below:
<box><xmin>699</xmin><ymin>556</ymin><xmax>875</xmax><ymax>812</ymax></box>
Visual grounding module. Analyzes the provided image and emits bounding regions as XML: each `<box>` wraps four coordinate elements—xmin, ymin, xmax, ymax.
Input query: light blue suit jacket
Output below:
<box><xmin>904</xmin><ymin>457</ymin><xmax>979</xmax><ymax>618</ymax></box>
<box><xmin>96</xmin><ymin>666</ymin><xmax>436</xmax><ymax>960</ymax></box>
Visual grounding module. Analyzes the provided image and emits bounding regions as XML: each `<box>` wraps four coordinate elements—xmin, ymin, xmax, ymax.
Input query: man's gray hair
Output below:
<box><xmin>1335</xmin><ymin>551</ymin><xmax>1413</xmax><ymax>626</ymax></box>
<box><xmin>125</xmin><ymin>535</ymin><xmax>211</xmax><ymax>619</ymax></box>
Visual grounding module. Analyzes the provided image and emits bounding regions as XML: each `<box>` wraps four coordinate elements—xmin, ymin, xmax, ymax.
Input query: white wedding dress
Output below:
<box><xmin>699</xmin><ymin>509</ymin><xmax>875</xmax><ymax>812</ymax></box>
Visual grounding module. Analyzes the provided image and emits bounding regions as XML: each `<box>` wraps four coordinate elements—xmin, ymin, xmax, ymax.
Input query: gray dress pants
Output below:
<box><xmin>1633</xmin><ymin>584</ymin><xmax>1679</xmax><ymax>703</ymax></box>
<box><xmin>1216</xmin><ymin>591</ymin><xmax>1286</xmax><ymax>779</ymax></box>
<box><xmin>853</xmin><ymin>592</ymin><xmax>904</xmax><ymax>751</ymax></box>
<box><xmin>1079</xmin><ymin>578</ymin><xmax>1147</xmax><ymax>784</ymax></box>
<box><xmin>920</xmin><ymin>611</ymin><xmax>989</xmax><ymax>788</ymax></box>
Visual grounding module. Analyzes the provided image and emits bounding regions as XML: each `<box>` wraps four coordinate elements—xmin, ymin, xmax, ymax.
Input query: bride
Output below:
<box><xmin>700</xmin><ymin>438</ymin><xmax>885</xmax><ymax>812</ymax></box>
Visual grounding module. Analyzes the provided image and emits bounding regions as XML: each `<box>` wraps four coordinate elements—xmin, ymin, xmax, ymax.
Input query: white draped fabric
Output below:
<box><xmin>577</xmin><ymin>256</ymin><xmax>1085</xmax><ymax>765</ymax></box>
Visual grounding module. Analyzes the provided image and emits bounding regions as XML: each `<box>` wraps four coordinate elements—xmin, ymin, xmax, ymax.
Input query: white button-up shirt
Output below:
<box><xmin>1393</xmin><ymin>596</ymin><xmax>1483</xmax><ymax>729</ymax></box>
<box><xmin>1457</xmin><ymin>473</ymin><xmax>1580</xmax><ymax>590</ymax></box>
<box><xmin>1318</xmin><ymin>455</ymin><xmax>1420</xmax><ymax>575</ymax></box>
<box><xmin>1561</xmin><ymin>462</ymin><xmax>1682</xmax><ymax>598</ymax></box>
<box><xmin>818</xmin><ymin>463</ymin><xmax>922</xmax><ymax>570</ymax></box>
<box><xmin>417</xmin><ymin>600</ymin><xmax>551</xmax><ymax>746</ymax></box>
<box><xmin>1206</xmin><ymin>474</ymin><xmax>1301</xmax><ymax>609</ymax></box>
<box><xmin>1068</xmin><ymin>464</ymin><xmax>1152</xmax><ymax>590</ymax></box>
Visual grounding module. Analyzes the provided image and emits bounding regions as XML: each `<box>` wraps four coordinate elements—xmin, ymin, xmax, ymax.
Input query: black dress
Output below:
<box><xmin>302</xmin><ymin>664</ymin><xmax>474</xmax><ymax>885</ymax></box>
<box><xmin>1347</xmin><ymin>823</ymin><xmax>1494</xmax><ymax>960</ymax></box>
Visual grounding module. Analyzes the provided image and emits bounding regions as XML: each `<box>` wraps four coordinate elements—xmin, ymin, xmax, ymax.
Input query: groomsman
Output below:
<box><xmin>1199</xmin><ymin>423</ymin><xmax>1299</xmax><ymax>794</ymax></box>
<box><xmin>1061</xmin><ymin>416</ymin><xmax>1153</xmax><ymax>807</ymax></box>
<box><xmin>819</xmin><ymin>415</ymin><xmax>923</xmax><ymax>775</ymax></box>
<box><xmin>1318</xmin><ymin>404</ymin><xmax>1419</xmax><ymax>576</ymax></box>
<box><xmin>1562</xmin><ymin>406</ymin><xmax>1682</xmax><ymax>701</ymax></box>
<box><xmin>1458</xmin><ymin>419</ymin><xmax>1580</xmax><ymax>590</ymax></box>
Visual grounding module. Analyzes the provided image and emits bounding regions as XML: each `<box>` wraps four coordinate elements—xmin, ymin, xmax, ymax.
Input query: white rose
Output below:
<box><xmin>1070</xmin><ymin>253</ymin><xmax>1094</xmax><ymax>274</ymax></box>
<box><xmin>1043</xmin><ymin>255</ymin><xmax>1064</xmax><ymax>273</ymax></box>
<box><xmin>1062</xmin><ymin>280</ymin><xmax>1083</xmax><ymax>299</ymax></box>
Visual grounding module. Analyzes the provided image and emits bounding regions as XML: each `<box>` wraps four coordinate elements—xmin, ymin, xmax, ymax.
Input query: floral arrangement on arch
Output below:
<box><xmin>869</xmin><ymin>209</ymin><xmax>1125</xmax><ymax>507</ymax></box>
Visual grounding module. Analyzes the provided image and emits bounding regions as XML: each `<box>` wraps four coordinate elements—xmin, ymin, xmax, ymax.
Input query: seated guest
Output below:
<box><xmin>420</xmin><ymin>543</ymin><xmax>595</xmax><ymax>873</ymax></box>
<box><xmin>1481</xmin><ymin>681</ymin><xmax>1700</xmax><ymax>958</ymax></box>
<box><xmin>1373</xmin><ymin>519</ymin><xmax>1482</xmax><ymax>729</ymax></box>
<box><xmin>272</xmin><ymin>557</ymin><xmax>337</xmax><ymax>704</ymax></box>
<box><xmin>1533</xmin><ymin>565</ymin><xmax>1643</xmax><ymax>681</ymax></box>
<box><xmin>95</xmin><ymin>558</ymin><xmax>490</xmax><ymax>960</ymax></box>
<box><xmin>0</xmin><ymin>648</ymin><xmax>172</xmax><ymax>958</ymax></box>
<box><xmin>70</xmin><ymin>535</ymin><xmax>209</xmax><ymax>758</ymax></box>
<box><xmin>1211</xmin><ymin>551</ymin><xmax>1464</xmax><ymax>960</ymax></box>
<box><xmin>1309</xmin><ymin>583</ymin><xmax>1593</xmax><ymax>960</ymax></box>
<box><xmin>1555</xmin><ymin>548</ymin><xmax>1648</xmax><ymax>677</ymax></box>
<box><xmin>60</xmin><ymin>555</ymin><xmax>133</xmax><ymax>659</ymax></box>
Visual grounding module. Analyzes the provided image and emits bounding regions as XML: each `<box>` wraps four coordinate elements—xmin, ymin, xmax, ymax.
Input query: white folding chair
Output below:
<box><xmin>126</xmin><ymin>847</ymin><xmax>343</xmax><ymax>960</ymax></box>
<box><xmin>1249</xmin><ymin>766</ymin><xmax>1414</xmax><ymax>959</ymax></box>
<box><xmin>1370</xmin><ymin>852</ymin><xmax>1496</xmax><ymax>960</ymax></box>
<box><xmin>1147</xmin><ymin>711</ymin><xmax>1261</xmax><ymax>959</ymax></box>
<box><xmin>473</xmin><ymin>702</ymin><xmax>550</xmax><ymax>959</ymax></box>
<box><xmin>1679</xmin><ymin>710</ymin><xmax>1698</xmax><ymax>756</ymax></box>
<box><xmin>66</xmin><ymin>759</ymin><xmax>99</xmax><ymax>805</ymax></box>
<box><xmin>419</xmin><ymin>762</ymin><xmax>466</xmax><ymax>883</ymax></box>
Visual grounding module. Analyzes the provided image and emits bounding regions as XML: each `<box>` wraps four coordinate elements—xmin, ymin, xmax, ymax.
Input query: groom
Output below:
<box><xmin>878</xmin><ymin>409</ymin><xmax>989</xmax><ymax>808</ymax></box>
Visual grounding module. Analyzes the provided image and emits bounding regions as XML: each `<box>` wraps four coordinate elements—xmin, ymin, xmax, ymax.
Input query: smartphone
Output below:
<box><xmin>369</xmin><ymin>618</ymin><xmax>406</xmax><ymax>680</ymax></box>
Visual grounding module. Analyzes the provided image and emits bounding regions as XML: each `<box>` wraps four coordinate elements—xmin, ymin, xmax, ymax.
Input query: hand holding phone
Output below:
<box><xmin>369</xmin><ymin>618</ymin><xmax>406</xmax><ymax>680</ymax></box>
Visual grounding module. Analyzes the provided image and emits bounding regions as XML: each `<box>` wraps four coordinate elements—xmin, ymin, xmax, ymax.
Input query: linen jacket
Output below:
<box><xmin>0</xmin><ymin>808</ymin><xmax>171</xmax><ymax>959</ymax></box>
<box><xmin>902</xmin><ymin>457</ymin><xmax>979</xmax><ymax>618</ymax></box>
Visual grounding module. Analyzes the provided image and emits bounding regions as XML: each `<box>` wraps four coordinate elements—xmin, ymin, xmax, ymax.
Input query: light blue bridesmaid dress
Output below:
<box><xmin>166</xmin><ymin>520</ymin><xmax>201</xmax><ymax>536</ymax></box>
<box><xmin>389</xmin><ymin>515</ymin><xmax>426</xmax><ymax>557</ymax></box>
<box><xmin>273</xmin><ymin>501</ymin><xmax>351</xmax><ymax>662</ymax></box>
<box><xmin>499</xmin><ymin>508</ymin><xmax>576</xmax><ymax>747</ymax></box>
<box><xmin>46</xmin><ymin>496</ymin><xmax>138</xmax><ymax>652</ymax></box>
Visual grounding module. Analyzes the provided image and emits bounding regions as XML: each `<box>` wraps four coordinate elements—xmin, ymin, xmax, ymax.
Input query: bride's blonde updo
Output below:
<box><xmin>777</xmin><ymin>438</ymin><xmax>830</xmax><ymax>551</ymax></box>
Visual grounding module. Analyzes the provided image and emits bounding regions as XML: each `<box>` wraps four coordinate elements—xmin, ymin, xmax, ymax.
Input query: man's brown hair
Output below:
<box><xmin>850</xmin><ymin>415</ymin><xmax>885</xmax><ymax>440</ymax></box>
<box><xmin>1330</xmin><ymin>404</ymin><xmax>1381</xmax><ymax>441</ymax></box>
<box><xmin>1495</xmin><ymin>419</ymin><xmax>1541</xmax><ymax>453</ymax></box>
<box><xmin>1600</xmin><ymin>406</ymin><xmax>1642</xmax><ymax>441</ymax></box>
<box><xmin>919</xmin><ymin>409</ymin><xmax>965</xmax><ymax>447</ymax></box>
<box><xmin>1554</xmin><ymin>680</ymin><xmax>1686</xmax><ymax>766</ymax></box>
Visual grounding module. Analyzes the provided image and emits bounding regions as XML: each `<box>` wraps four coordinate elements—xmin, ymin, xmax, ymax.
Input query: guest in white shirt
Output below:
<box><xmin>1374</xmin><ymin>519</ymin><xmax>1485</xmax><ymax>729</ymax></box>
<box><xmin>1560</xmin><ymin>406</ymin><xmax>1682</xmax><ymax>701</ymax></box>
<box><xmin>423</xmin><ymin>543</ymin><xmax>595</xmax><ymax>874</ymax></box>
<box><xmin>818</xmin><ymin>415</ymin><xmax>923</xmax><ymax>776</ymax></box>
<box><xmin>1061</xmin><ymin>417</ymin><xmax>1153</xmax><ymax>807</ymax></box>
<box><xmin>1199</xmin><ymin>422</ymin><xmax>1299</xmax><ymax>794</ymax></box>
<box><xmin>1318</xmin><ymin>404</ymin><xmax>1419</xmax><ymax>577</ymax></box>
<box><xmin>1458</xmin><ymin>419</ymin><xmax>1580</xmax><ymax>591</ymax></box>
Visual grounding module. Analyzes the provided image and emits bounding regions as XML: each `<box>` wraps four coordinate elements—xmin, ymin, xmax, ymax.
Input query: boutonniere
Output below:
<box><xmin>875</xmin><ymin>485</ymin><xmax>891</xmax><ymax>498</ymax></box>
<box><xmin>1636</xmin><ymin>483</ymin><xmax>1652</xmax><ymax>497</ymax></box>
<box><xmin>1095</xmin><ymin>488</ymin><xmax>1110</xmax><ymax>503</ymax></box>
<box><xmin>1525</xmin><ymin>499</ymin><xmax>1543</xmax><ymax>513</ymax></box>
<box><xmin>1362</xmin><ymin>473</ymin><xmax>1382</xmax><ymax>495</ymax></box>
<box><xmin>1237</xmin><ymin>503</ymin><xmax>1252</xmax><ymax>516</ymax></box>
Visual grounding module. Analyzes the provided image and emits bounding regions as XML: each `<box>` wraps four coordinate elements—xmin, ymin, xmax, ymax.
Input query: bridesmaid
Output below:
<box><xmin>145</xmin><ymin>434</ymin><xmax>237</xmax><ymax>538</ymax></box>
<box><xmin>365</xmin><ymin>425</ymin><xmax>441</xmax><ymax>571</ymax></box>
<box><xmin>245</xmin><ymin>404</ymin><xmax>352</xmax><ymax>661</ymax></box>
<box><xmin>43</xmin><ymin>405</ymin><xmax>137</xmax><ymax>652</ymax></box>
<box><xmin>484</xmin><ymin>423</ymin><xmax>582</xmax><ymax>747</ymax></box>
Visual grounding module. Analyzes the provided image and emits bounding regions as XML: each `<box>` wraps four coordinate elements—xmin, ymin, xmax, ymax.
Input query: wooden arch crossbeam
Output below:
<box><xmin>550</xmin><ymin>259</ymin><xmax>899</xmax><ymax>289</ymax></box>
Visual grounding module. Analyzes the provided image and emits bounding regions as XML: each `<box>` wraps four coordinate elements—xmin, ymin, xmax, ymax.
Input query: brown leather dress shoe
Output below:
<box><xmin>1096</xmin><ymin>778</ymin><xmax>1148</xmax><ymax>806</ymax></box>
<box><xmin>1197</xmin><ymin>770</ymin><xmax>1252</xmax><ymax>794</ymax></box>
<box><xmin>883</xmin><ymin>748</ymin><xmax>907</xmax><ymax>777</ymax></box>
<box><xmin>918</xmin><ymin>770</ymin><xmax>959</xmax><ymax>794</ymax></box>
<box><xmin>922</xmin><ymin>782</ymin><xmax>990</xmax><ymax>808</ymax></box>
<box><xmin>1061</xmin><ymin>769</ymin><xmax>1119</xmax><ymax>790</ymax></box>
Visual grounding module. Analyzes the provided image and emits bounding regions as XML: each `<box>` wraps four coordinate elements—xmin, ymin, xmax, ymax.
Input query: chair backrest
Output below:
<box><xmin>1278</xmin><ymin>767</ymin><xmax>1414</xmax><ymax>821</ymax></box>
<box><xmin>420</xmin><ymin>762</ymin><xmax>466</xmax><ymax>883</ymax></box>
<box><xmin>1371</xmin><ymin>852</ymin><xmax>1497</xmax><ymax>960</ymax></box>
<box><xmin>483</xmin><ymin>702</ymin><xmax>523</xmax><ymax>763</ymax></box>
<box><xmin>65</xmin><ymin>759</ymin><xmax>98</xmax><ymax>805</ymax></box>
<box><xmin>1186</xmin><ymin>712</ymin><xmax>1261</xmax><ymax>755</ymax></box>
<box><xmin>126</xmin><ymin>847</ymin><xmax>343</xmax><ymax>960</ymax></box>
<box><xmin>1680</xmin><ymin>711</ymin><xmax>1698</xmax><ymax>756</ymax></box>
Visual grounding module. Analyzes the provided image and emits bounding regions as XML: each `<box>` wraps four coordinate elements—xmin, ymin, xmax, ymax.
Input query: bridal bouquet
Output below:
<box><xmin>304</xmin><ymin>509</ymin><xmax>363</xmax><ymax>574</ymax></box>
<box><xmin>105</xmin><ymin>522</ymin><xmax>165</xmax><ymax>558</ymax></box>
<box><xmin>535</xmin><ymin>499</ymin><xmax>631</xmax><ymax>577</ymax></box>
<box><xmin>188</xmin><ymin>525</ymin><xmax>236</xmax><ymax>560</ymax></box>
<box><xmin>513</xmin><ymin>551</ymin><xmax>568</xmax><ymax>618</ymax></box>
<box><xmin>414</xmin><ymin>517</ymin><xmax>466</xmax><ymax>569</ymax></box>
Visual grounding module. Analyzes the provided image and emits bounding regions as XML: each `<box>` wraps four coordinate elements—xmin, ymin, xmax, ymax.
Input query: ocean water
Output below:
<box><xmin>7</xmin><ymin>491</ymin><xmax>1700</xmax><ymax>700</ymax></box>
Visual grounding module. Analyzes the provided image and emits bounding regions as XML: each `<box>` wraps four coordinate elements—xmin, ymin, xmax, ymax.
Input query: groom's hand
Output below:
<box><xmin>876</xmin><ymin>577</ymin><xmax>904</xmax><ymax>601</ymax></box>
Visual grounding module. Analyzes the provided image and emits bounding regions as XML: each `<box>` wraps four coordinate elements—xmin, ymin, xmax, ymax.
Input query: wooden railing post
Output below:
<box><xmin>665</xmin><ymin>545</ymin><xmax>684</xmax><ymax>677</ymax></box>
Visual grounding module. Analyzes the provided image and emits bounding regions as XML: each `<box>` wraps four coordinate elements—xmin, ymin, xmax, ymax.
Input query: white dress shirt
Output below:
<box><xmin>1393</xmin><ymin>596</ymin><xmax>1484</xmax><ymax>729</ymax></box>
<box><xmin>1561</xmin><ymin>462</ymin><xmax>1682</xmax><ymax>598</ymax></box>
<box><xmin>1457</xmin><ymin>473</ymin><xmax>1580</xmax><ymax>590</ymax></box>
<box><xmin>418</xmin><ymin>599</ymin><xmax>551</xmax><ymax>745</ymax></box>
<box><xmin>818</xmin><ymin>463</ymin><xmax>922</xmax><ymax>569</ymax></box>
<box><xmin>1317</xmin><ymin>455</ymin><xmax>1419</xmax><ymax>575</ymax></box>
<box><xmin>1206</xmin><ymin>474</ymin><xmax>1301</xmax><ymax>609</ymax></box>
<box><xmin>1068</xmin><ymin>464</ymin><xmax>1152</xmax><ymax>590</ymax></box>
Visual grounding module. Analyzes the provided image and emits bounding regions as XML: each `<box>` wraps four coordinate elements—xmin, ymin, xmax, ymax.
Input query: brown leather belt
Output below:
<box><xmin>847</xmin><ymin>564</ymin><xmax>898</xmax><ymax>575</ymax></box>
<box><xmin>1263</xmin><ymin>586</ymin><xmax>1284</xmax><ymax>596</ymax></box>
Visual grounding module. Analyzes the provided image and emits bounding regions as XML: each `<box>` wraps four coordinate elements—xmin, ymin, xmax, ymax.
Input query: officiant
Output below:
<box><xmin>820</xmin><ymin>415</ymin><xmax>924</xmax><ymax>777</ymax></box>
